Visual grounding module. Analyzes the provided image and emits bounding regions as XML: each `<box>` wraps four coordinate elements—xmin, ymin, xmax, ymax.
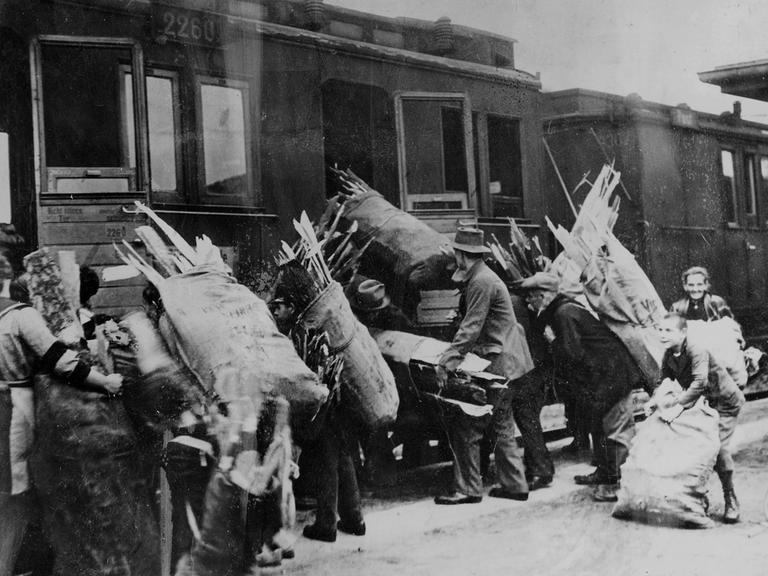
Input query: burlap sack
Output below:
<box><xmin>296</xmin><ymin>281</ymin><xmax>398</xmax><ymax>429</ymax></box>
<box><xmin>339</xmin><ymin>191</ymin><xmax>454</xmax><ymax>314</ymax></box>
<box><xmin>612</xmin><ymin>387</ymin><xmax>720</xmax><ymax>528</ymax></box>
<box><xmin>158</xmin><ymin>266</ymin><xmax>326</xmax><ymax>428</ymax></box>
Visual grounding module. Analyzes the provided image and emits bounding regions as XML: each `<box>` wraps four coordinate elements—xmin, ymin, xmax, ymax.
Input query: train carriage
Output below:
<box><xmin>0</xmin><ymin>0</ymin><xmax>546</xmax><ymax>318</ymax></box>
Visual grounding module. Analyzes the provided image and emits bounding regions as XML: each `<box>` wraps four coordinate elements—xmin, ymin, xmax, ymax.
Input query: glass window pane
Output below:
<box><xmin>0</xmin><ymin>133</ymin><xmax>10</xmax><ymax>222</ymax></box>
<box><xmin>744</xmin><ymin>154</ymin><xmax>756</xmax><ymax>215</ymax></box>
<box><xmin>147</xmin><ymin>76</ymin><xmax>177</xmax><ymax>191</ymax></box>
<box><xmin>721</xmin><ymin>150</ymin><xmax>736</xmax><ymax>224</ymax></box>
<box><xmin>399</xmin><ymin>98</ymin><xmax>471</xmax><ymax>211</ymax></box>
<box><xmin>201</xmin><ymin>83</ymin><xmax>247</xmax><ymax>196</ymax></box>
<box><xmin>441</xmin><ymin>107</ymin><xmax>468</xmax><ymax>193</ymax></box>
<box><xmin>124</xmin><ymin>72</ymin><xmax>179</xmax><ymax>193</ymax></box>
<box><xmin>487</xmin><ymin>114</ymin><xmax>523</xmax><ymax>217</ymax></box>
<box><xmin>41</xmin><ymin>44</ymin><xmax>134</xmax><ymax>168</ymax></box>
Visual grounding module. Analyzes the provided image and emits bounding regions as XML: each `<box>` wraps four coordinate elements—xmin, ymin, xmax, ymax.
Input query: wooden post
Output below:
<box><xmin>542</xmin><ymin>137</ymin><xmax>578</xmax><ymax>218</ymax></box>
<box><xmin>160</xmin><ymin>429</ymin><xmax>173</xmax><ymax>576</ymax></box>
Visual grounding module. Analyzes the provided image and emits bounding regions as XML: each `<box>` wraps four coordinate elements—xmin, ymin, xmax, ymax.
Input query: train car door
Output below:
<box><xmin>30</xmin><ymin>36</ymin><xmax>149</xmax><ymax>315</ymax></box>
<box><xmin>394</xmin><ymin>92</ymin><xmax>477</xmax><ymax>233</ymax></box>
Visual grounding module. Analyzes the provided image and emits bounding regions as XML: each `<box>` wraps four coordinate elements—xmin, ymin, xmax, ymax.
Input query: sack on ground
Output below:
<box><xmin>296</xmin><ymin>281</ymin><xmax>398</xmax><ymax>429</ymax></box>
<box><xmin>612</xmin><ymin>385</ymin><xmax>720</xmax><ymax>528</ymax></box>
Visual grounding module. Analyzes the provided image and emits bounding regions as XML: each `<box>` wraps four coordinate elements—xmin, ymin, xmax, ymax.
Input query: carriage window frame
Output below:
<box><xmin>394</xmin><ymin>92</ymin><xmax>476</xmax><ymax>213</ymax></box>
<box><xmin>31</xmin><ymin>35</ymin><xmax>148</xmax><ymax>201</ymax></box>
<box><xmin>194</xmin><ymin>75</ymin><xmax>254</xmax><ymax>206</ymax></box>
<box><xmin>121</xmin><ymin>66</ymin><xmax>183</xmax><ymax>203</ymax></box>
<box><xmin>720</xmin><ymin>149</ymin><xmax>738</xmax><ymax>227</ymax></box>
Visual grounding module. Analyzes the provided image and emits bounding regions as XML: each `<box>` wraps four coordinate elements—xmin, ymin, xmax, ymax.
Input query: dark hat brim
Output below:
<box><xmin>350</xmin><ymin>294</ymin><xmax>390</xmax><ymax>312</ymax></box>
<box><xmin>451</xmin><ymin>241</ymin><xmax>491</xmax><ymax>254</ymax></box>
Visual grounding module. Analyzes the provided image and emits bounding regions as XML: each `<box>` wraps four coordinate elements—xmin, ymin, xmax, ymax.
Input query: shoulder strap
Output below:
<box><xmin>0</xmin><ymin>298</ymin><xmax>28</xmax><ymax>323</ymax></box>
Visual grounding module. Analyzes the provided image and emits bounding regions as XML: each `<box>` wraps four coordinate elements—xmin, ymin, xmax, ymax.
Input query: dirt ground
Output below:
<box><xmin>286</xmin><ymin>431</ymin><xmax>768</xmax><ymax>576</ymax></box>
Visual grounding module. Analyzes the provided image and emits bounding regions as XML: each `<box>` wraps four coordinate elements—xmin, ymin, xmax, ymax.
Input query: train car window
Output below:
<box><xmin>197</xmin><ymin>77</ymin><xmax>251</xmax><ymax>205</ymax></box>
<box><xmin>442</xmin><ymin>106</ymin><xmax>469</xmax><ymax>195</ymax></box>
<box><xmin>721</xmin><ymin>149</ymin><xmax>737</xmax><ymax>225</ymax></box>
<box><xmin>36</xmin><ymin>41</ymin><xmax>146</xmax><ymax>195</ymax></box>
<box><xmin>0</xmin><ymin>133</ymin><xmax>10</xmax><ymax>223</ymax></box>
<box><xmin>395</xmin><ymin>93</ymin><xmax>476</xmax><ymax>213</ymax></box>
<box><xmin>760</xmin><ymin>157</ymin><xmax>768</xmax><ymax>226</ymax></box>
<box><xmin>122</xmin><ymin>69</ymin><xmax>181</xmax><ymax>199</ymax></box>
<box><xmin>41</xmin><ymin>44</ymin><xmax>134</xmax><ymax>171</ymax></box>
<box><xmin>743</xmin><ymin>154</ymin><xmax>757</xmax><ymax>217</ymax></box>
<box><xmin>486</xmin><ymin>114</ymin><xmax>523</xmax><ymax>218</ymax></box>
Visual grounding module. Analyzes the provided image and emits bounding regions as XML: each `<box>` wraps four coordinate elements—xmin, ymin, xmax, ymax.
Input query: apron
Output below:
<box><xmin>0</xmin><ymin>300</ymin><xmax>34</xmax><ymax>496</ymax></box>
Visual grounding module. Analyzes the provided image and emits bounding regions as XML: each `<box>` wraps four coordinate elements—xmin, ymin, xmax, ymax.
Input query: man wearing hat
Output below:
<box><xmin>518</xmin><ymin>271</ymin><xmax>645</xmax><ymax>502</ymax></box>
<box><xmin>434</xmin><ymin>228</ymin><xmax>534</xmax><ymax>504</ymax></box>
<box><xmin>348</xmin><ymin>279</ymin><xmax>412</xmax><ymax>332</ymax></box>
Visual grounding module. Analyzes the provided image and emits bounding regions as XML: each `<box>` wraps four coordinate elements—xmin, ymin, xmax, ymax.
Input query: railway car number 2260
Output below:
<box><xmin>157</xmin><ymin>8</ymin><xmax>221</xmax><ymax>46</ymax></box>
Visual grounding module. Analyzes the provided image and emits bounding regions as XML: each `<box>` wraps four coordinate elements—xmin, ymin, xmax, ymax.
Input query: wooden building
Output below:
<box><xmin>542</xmin><ymin>88</ymin><xmax>768</xmax><ymax>338</ymax></box>
<box><xmin>0</xmin><ymin>0</ymin><xmax>545</xmax><ymax>315</ymax></box>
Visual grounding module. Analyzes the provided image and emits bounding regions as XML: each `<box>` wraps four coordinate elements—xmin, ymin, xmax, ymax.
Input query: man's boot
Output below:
<box><xmin>719</xmin><ymin>470</ymin><xmax>740</xmax><ymax>524</ymax></box>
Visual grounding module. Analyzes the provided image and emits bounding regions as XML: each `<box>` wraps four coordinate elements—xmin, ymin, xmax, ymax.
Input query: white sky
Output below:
<box><xmin>332</xmin><ymin>0</ymin><xmax>768</xmax><ymax>122</ymax></box>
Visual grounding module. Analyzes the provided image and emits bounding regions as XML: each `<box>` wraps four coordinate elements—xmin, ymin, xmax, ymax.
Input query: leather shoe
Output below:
<box><xmin>434</xmin><ymin>492</ymin><xmax>482</xmax><ymax>505</ymax></box>
<box><xmin>574</xmin><ymin>470</ymin><xmax>613</xmax><ymax>486</ymax></box>
<box><xmin>488</xmin><ymin>487</ymin><xmax>529</xmax><ymax>501</ymax></box>
<box><xmin>527</xmin><ymin>475</ymin><xmax>553</xmax><ymax>491</ymax></box>
<box><xmin>592</xmin><ymin>483</ymin><xmax>620</xmax><ymax>502</ymax></box>
<box><xmin>337</xmin><ymin>519</ymin><xmax>366</xmax><ymax>536</ymax></box>
<box><xmin>302</xmin><ymin>524</ymin><xmax>336</xmax><ymax>542</ymax></box>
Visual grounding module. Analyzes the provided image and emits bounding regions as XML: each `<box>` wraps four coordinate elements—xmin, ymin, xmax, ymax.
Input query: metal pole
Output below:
<box><xmin>542</xmin><ymin>137</ymin><xmax>578</xmax><ymax>218</ymax></box>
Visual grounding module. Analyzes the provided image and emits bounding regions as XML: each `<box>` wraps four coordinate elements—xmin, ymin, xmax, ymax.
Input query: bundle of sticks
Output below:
<box><xmin>546</xmin><ymin>164</ymin><xmax>622</xmax><ymax>271</ymax></box>
<box><xmin>487</xmin><ymin>218</ymin><xmax>548</xmax><ymax>283</ymax></box>
<box><xmin>113</xmin><ymin>201</ymin><xmax>217</xmax><ymax>285</ymax></box>
<box><xmin>276</xmin><ymin>209</ymin><xmax>371</xmax><ymax>303</ymax></box>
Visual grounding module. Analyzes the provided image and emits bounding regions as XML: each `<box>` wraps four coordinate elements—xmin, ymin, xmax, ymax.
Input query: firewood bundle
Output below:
<box><xmin>545</xmin><ymin>164</ymin><xmax>666</xmax><ymax>383</ymax></box>
<box><xmin>321</xmin><ymin>168</ymin><xmax>455</xmax><ymax>315</ymax></box>
<box><xmin>276</xmin><ymin>209</ymin><xmax>371</xmax><ymax>297</ymax></box>
<box><xmin>487</xmin><ymin>218</ymin><xmax>548</xmax><ymax>283</ymax></box>
<box><xmin>278</xmin><ymin>211</ymin><xmax>399</xmax><ymax>430</ymax></box>
<box><xmin>114</xmin><ymin>202</ymin><xmax>327</xmax><ymax>432</ymax></box>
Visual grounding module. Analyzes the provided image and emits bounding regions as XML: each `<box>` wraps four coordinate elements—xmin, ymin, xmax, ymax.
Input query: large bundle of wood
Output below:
<box><xmin>279</xmin><ymin>212</ymin><xmax>399</xmax><ymax>430</ymax></box>
<box><xmin>322</xmin><ymin>169</ymin><xmax>455</xmax><ymax>315</ymax></box>
<box><xmin>372</xmin><ymin>329</ymin><xmax>506</xmax><ymax>409</ymax></box>
<box><xmin>115</xmin><ymin>203</ymin><xmax>328</xmax><ymax>432</ymax></box>
<box><xmin>547</xmin><ymin>165</ymin><xmax>666</xmax><ymax>383</ymax></box>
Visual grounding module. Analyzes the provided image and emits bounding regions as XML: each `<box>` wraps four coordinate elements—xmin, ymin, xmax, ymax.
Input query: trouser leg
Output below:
<box><xmin>0</xmin><ymin>492</ymin><xmax>35</xmax><ymax>576</ymax></box>
<box><xmin>337</xmin><ymin>427</ymin><xmax>364</xmax><ymax>525</ymax></box>
<box><xmin>597</xmin><ymin>392</ymin><xmax>635</xmax><ymax>481</ymax></box>
<box><xmin>490</xmin><ymin>389</ymin><xmax>528</xmax><ymax>494</ymax></box>
<box><xmin>313</xmin><ymin>424</ymin><xmax>340</xmax><ymax>531</ymax></box>
<box><xmin>509</xmin><ymin>372</ymin><xmax>554</xmax><ymax>478</ymax></box>
<box><xmin>444</xmin><ymin>407</ymin><xmax>489</xmax><ymax>498</ymax></box>
<box><xmin>714</xmin><ymin>410</ymin><xmax>740</xmax><ymax>474</ymax></box>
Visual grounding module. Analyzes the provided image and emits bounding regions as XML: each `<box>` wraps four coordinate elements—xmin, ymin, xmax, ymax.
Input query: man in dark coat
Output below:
<box><xmin>434</xmin><ymin>228</ymin><xmax>534</xmax><ymax>504</ymax></box>
<box><xmin>518</xmin><ymin>272</ymin><xmax>645</xmax><ymax>502</ymax></box>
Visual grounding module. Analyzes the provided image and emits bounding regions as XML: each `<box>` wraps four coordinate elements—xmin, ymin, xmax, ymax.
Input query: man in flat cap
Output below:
<box><xmin>434</xmin><ymin>228</ymin><xmax>534</xmax><ymax>504</ymax></box>
<box><xmin>518</xmin><ymin>271</ymin><xmax>644</xmax><ymax>502</ymax></box>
